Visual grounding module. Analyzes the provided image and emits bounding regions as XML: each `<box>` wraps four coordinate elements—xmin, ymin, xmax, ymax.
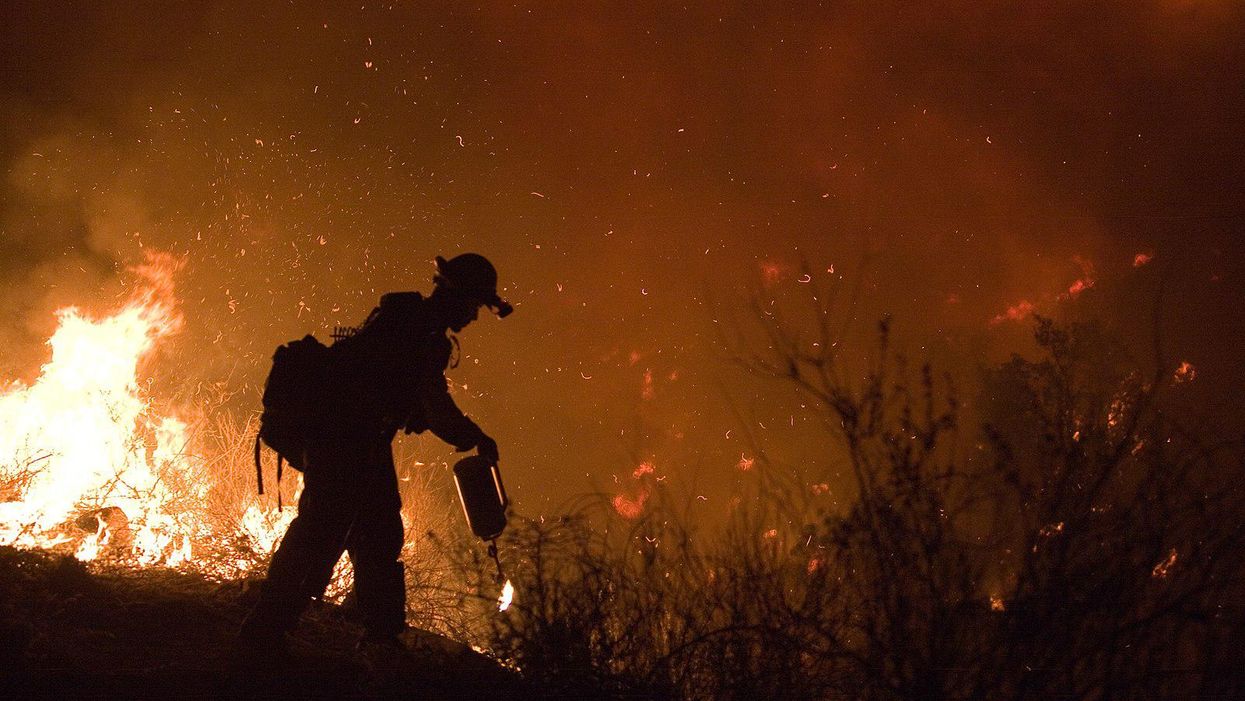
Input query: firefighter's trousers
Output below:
<box><xmin>240</xmin><ymin>436</ymin><xmax>406</xmax><ymax>642</ymax></box>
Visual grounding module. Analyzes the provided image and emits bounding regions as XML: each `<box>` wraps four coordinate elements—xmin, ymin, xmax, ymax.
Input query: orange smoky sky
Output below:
<box><xmin>1</xmin><ymin>2</ymin><xmax>1242</xmax><ymax>513</ymax></box>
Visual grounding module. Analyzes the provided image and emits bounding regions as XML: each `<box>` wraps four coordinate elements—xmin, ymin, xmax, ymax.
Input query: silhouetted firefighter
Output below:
<box><xmin>236</xmin><ymin>253</ymin><xmax>512</xmax><ymax>667</ymax></box>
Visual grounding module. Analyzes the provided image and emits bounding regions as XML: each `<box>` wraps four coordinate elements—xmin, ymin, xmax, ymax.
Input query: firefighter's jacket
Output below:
<box><xmin>331</xmin><ymin>292</ymin><xmax>484</xmax><ymax>450</ymax></box>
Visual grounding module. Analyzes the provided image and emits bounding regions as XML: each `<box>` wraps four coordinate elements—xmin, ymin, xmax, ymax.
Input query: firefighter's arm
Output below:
<box><xmin>416</xmin><ymin>375</ymin><xmax>499</xmax><ymax>462</ymax></box>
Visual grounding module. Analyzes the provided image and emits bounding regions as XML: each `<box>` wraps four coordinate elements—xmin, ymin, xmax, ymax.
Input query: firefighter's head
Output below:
<box><xmin>433</xmin><ymin>254</ymin><xmax>512</xmax><ymax>331</ymax></box>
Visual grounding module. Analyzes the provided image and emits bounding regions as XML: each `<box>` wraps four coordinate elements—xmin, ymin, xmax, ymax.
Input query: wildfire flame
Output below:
<box><xmin>1152</xmin><ymin>548</ymin><xmax>1178</xmax><ymax>579</ymax></box>
<box><xmin>613</xmin><ymin>460</ymin><xmax>656</xmax><ymax>519</ymax></box>
<box><xmin>989</xmin><ymin>300</ymin><xmax>1035</xmax><ymax>326</ymax></box>
<box><xmin>498</xmin><ymin>579</ymin><xmax>514</xmax><ymax>611</ymax></box>
<box><xmin>0</xmin><ymin>253</ymin><xmax>289</xmax><ymax>572</ymax></box>
<box><xmin>1173</xmin><ymin>361</ymin><xmax>1197</xmax><ymax>384</ymax></box>
<box><xmin>0</xmin><ymin>256</ymin><xmax>204</xmax><ymax>563</ymax></box>
<box><xmin>1061</xmin><ymin>256</ymin><xmax>1096</xmax><ymax>300</ymax></box>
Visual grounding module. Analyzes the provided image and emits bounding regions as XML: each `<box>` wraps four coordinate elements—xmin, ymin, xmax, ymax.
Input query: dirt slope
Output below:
<box><xmin>0</xmin><ymin>547</ymin><xmax>527</xmax><ymax>700</ymax></box>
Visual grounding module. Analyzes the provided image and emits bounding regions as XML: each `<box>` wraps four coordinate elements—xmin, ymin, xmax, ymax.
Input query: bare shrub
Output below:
<box><xmin>450</xmin><ymin>308</ymin><xmax>1244</xmax><ymax>700</ymax></box>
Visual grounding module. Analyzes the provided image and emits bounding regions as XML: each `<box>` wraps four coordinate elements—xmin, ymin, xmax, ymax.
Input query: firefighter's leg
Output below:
<box><xmin>239</xmin><ymin>444</ymin><xmax>359</xmax><ymax>642</ymax></box>
<box><xmin>348</xmin><ymin>447</ymin><xmax>408</xmax><ymax>639</ymax></box>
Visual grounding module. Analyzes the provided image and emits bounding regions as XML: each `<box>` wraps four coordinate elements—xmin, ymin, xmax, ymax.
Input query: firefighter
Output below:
<box><xmin>235</xmin><ymin>253</ymin><xmax>511</xmax><ymax>666</ymax></box>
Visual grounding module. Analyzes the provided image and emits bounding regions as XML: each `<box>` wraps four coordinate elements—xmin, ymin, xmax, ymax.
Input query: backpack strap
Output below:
<box><xmin>254</xmin><ymin>434</ymin><xmax>264</xmax><ymax>495</ymax></box>
<box><xmin>276</xmin><ymin>454</ymin><xmax>284</xmax><ymax>511</ymax></box>
<box><xmin>254</xmin><ymin>432</ymin><xmax>283</xmax><ymax>510</ymax></box>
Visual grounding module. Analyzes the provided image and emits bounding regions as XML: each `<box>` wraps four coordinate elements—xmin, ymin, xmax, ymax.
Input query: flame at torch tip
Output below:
<box><xmin>498</xmin><ymin>579</ymin><xmax>514</xmax><ymax>611</ymax></box>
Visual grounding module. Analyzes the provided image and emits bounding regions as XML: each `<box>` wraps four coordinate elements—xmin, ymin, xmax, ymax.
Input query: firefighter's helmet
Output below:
<box><xmin>434</xmin><ymin>254</ymin><xmax>512</xmax><ymax>317</ymax></box>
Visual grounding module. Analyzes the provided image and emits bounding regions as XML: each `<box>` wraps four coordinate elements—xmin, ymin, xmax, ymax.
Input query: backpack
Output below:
<box><xmin>254</xmin><ymin>334</ymin><xmax>333</xmax><ymax>508</ymax></box>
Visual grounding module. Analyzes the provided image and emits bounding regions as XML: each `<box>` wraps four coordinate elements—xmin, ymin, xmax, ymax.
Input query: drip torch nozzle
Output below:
<box><xmin>488</xmin><ymin>539</ymin><xmax>505</xmax><ymax>585</ymax></box>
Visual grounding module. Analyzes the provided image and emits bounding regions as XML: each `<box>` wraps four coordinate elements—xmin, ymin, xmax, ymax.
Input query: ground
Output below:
<box><xmin>0</xmin><ymin>547</ymin><xmax>526</xmax><ymax>700</ymax></box>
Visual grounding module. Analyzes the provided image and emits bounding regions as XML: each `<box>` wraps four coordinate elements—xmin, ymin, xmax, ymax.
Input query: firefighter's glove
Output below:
<box><xmin>476</xmin><ymin>433</ymin><xmax>500</xmax><ymax>464</ymax></box>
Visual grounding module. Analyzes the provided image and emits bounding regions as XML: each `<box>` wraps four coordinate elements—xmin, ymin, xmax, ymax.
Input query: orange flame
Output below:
<box><xmin>0</xmin><ymin>253</ymin><xmax>291</xmax><ymax>572</ymax></box>
<box><xmin>1173</xmin><ymin>361</ymin><xmax>1197</xmax><ymax>384</ymax></box>
<box><xmin>632</xmin><ymin>461</ymin><xmax>656</xmax><ymax>479</ymax></box>
<box><xmin>641</xmin><ymin>369</ymin><xmax>655</xmax><ymax>400</ymax></box>
<box><xmin>611</xmin><ymin>492</ymin><xmax>648</xmax><ymax>519</ymax></box>
<box><xmin>612</xmin><ymin>460</ymin><xmax>655</xmax><ymax>519</ymax></box>
<box><xmin>498</xmin><ymin>579</ymin><xmax>514</xmax><ymax>611</ymax></box>
<box><xmin>759</xmin><ymin>260</ymin><xmax>787</xmax><ymax>286</ymax></box>
<box><xmin>1152</xmin><ymin>548</ymin><xmax>1178</xmax><ymax>579</ymax></box>
<box><xmin>990</xmin><ymin>300</ymin><xmax>1035</xmax><ymax>326</ymax></box>
<box><xmin>0</xmin><ymin>255</ymin><xmax>208</xmax><ymax>564</ymax></box>
<box><xmin>1059</xmin><ymin>257</ymin><xmax>1096</xmax><ymax>300</ymax></box>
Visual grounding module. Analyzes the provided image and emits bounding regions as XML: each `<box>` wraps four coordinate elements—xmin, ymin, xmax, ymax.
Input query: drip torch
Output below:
<box><xmin>452</xmin><ymin>455</ymin><xmax>510</xmax><ymax>587</ymax></box>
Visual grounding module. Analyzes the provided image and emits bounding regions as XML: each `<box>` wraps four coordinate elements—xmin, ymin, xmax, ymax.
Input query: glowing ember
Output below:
<box><xmin>990</xmin><ymin>596</ymin><xmax>1006</xmax><ymax>612</ymax></box>
<box><xmin>1064</xmin><ymin>277</ymin><xmax>1094</xmax><ymax>298</ymax></box>
<box><xmin>1133</xmin><ymin>252</ymin><xmax>1154</xmax><ymax>267</ymax></box>
<box><xmin>641</xmin><ymin>369</ymin><xmax>655</xmax><ymax>400</ymax></box>
<box><xmin>990</xmin><ymin>300</ymin><xmax>1035</xmax><ymax>325</ymax></box>
<box><xmin>1039</xmin><ymin>521</ymin><xmax>1065</xmax><ymax>537</ymax></box>
<box><xmin>612</xmin><ymin>492</ymin><xmax>649</xmax><ymax>520</ymax></box>
<box><xmin>1108</xmin><ymin>397</ymin><xmax>1127</xmax><ymax>429</ymax></box>
<box><xmin>759</xmin><ymin>260</ymin><xmax>787</xmax><ymax>286</ymax></box>
<box><xmin>1152</xmin><ymin>548</ymin><xmax>1178</xmax><ymax>579</ymax></box>
<box><xmin>613</xmin><ymin>460</ymin><xmax>655</xmax><ymax>519</ymax></box>
<box><xmin>498</xmin><ymin>579</ymin><xmax>514</xmax><ymax>611</ymax></box>
<box><xmin>632</xmin><ymin>461</ymin><xmax>656</xmax><ymax>479</ymax></box>
<box><xmin>1061</xmin><ymin>257</ymin><xmax>1096</xmax><ymax>299</ymax></box>
<box><xmin>1173</xmin><ymin>361</ymin><xmax>1197</xmax><ymax>384</ymax></box>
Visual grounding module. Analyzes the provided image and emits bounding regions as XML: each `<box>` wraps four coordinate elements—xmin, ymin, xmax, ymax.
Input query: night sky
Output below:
<box><xmin>2</xmin><ymin>2</ymin><xmax>1242</xmax><ymax>515</ymax></box>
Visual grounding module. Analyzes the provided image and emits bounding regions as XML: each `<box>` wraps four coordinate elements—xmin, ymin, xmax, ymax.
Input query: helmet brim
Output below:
<box><xmin>484</xmin><ymin>294</ymin><xmax>513</xmax><ymax>318</ymax></box>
